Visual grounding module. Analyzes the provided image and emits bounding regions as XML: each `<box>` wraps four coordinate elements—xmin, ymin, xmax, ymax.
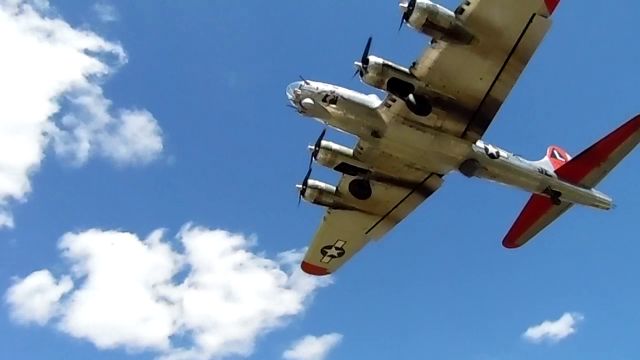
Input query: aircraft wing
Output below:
<box><xmin>398</xmin><ymin>0</ymin><xmax>560</xmax><ymax>140</ymax></box>
<box><xmin>301</xmin><ymin>171</ymin><xmax>443</xmax><ymax>276</ymax></box>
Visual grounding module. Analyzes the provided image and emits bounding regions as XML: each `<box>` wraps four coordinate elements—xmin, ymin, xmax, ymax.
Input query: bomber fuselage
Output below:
<box><xmin>287</xmin><ymin>80</ymin><xmax>613</xmax><ymax>210</ymax></box>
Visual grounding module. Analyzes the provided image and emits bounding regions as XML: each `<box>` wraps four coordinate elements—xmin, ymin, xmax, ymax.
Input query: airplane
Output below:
<box><xmin>287</xmin><ymin>0</ymin><xmax>640</xmax><ymax>276</ymax></box>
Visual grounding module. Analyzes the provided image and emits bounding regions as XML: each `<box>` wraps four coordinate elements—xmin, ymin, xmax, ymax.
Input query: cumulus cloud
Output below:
<box><xmin>283</xmin><ymin>333</ymin><xmax>343</xmax><ymax>360</ymax></box>
<box><xmin>523</xmin><ymin>312</ymin><xmax>584</xmax><ymax>344</ymax></box>
<box><xmin>0</xmin><ymin>0</ymin><xmax>163</xmax><ymax>227</ymax></box>
<box><xmin>6</xmin><ymin>225</ymin><xmax>331</xmax><ymax>359</ymax></box>
<box><xmin>6</xmin><ymin>270</ymin><xmax>73</xmax><ymax>325</ymax></box>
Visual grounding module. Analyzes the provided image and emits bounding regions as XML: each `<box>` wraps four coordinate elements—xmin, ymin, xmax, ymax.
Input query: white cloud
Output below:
<box><xmin>283</xmin><ymin>333</ymin><xmax>343</xmax><ymax>360</ymax></box>
<box><xmin>0</xmin><ymin>211</ymin><xmax>15</xmax><ymax>228</ymax></box>
<box><xmin>50</xmin><ymin>88</ymin><xmax>163</xmax><ymax>165</ymax></box>
<box><xmin>6</xmin><ymin>225</ymin><xmax>331</xmax><ymax>359</ymax></box>
<box><xmin>0</xmin><ymin>0</ymin><xmax>163</xmax><ymax>227</ymax></box>
<box><xmin>93</xmin><ymin>2</ymin><xmax>118</xmax><ymax>23</ymax></box>
<box><xmin>5</xmin><ymin>270</ymin><xmax>73</xmax><ymax>325</ymax></box>
<box><xmin>523</xmin><ymin>312</ymin><xmax>584</xmax><ymax>344</ymax></box>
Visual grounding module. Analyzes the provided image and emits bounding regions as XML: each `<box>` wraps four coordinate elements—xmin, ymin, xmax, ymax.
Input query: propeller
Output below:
<box><xmin>399</xmin><ymin>0</ymin><xmax>417</xmax><ymax>31</ymax></box>
<box><xmin>297</xmin><ymin>167</ymin><xmax>312</xmax><ymax>206</ymax></box>
<box><xmin>299</xmin><ymin>75</ymin><xmax>310</xmax><ymax>85</ymax></box>
<box><xmin>298</xmin><ymin>129</ymin><xmax>327</xmax><ymax>206</ymax></box>
<box><xmin>308</xmin><ymin>128</ymin><xmax>327</xmax><ymax>168</ymax></box>
<box><xmin>353</xmin><ymin>37</ymin><xmax>373</xmax><ymax>78</ymax></box>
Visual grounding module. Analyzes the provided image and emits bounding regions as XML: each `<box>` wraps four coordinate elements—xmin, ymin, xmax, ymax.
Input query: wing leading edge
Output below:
<box><xmin>410</xmin><ymin>0</ymin><xmax>559</xmax><ymax>140</ymax></box>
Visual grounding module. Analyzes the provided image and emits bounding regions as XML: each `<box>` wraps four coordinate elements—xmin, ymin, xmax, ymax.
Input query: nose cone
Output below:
<box><xmin>286</xmin><ymin>81</ymin><xmax>304</xmax><ymax>102</ymax></box>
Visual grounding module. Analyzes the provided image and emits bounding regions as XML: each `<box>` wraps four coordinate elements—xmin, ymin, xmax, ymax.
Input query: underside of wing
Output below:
<box><xmin>301</xmin><ymin>173</ymin><xmax>443</xmax><ymax>275</ymax></box>
<box><xmin>412</xmin><ymin>0</ymin><xmax>559</xmax><ymax>140</ymax></box>
<box><xmin>301</xmin><ymin>210</ymin><xmax>382</xmax><ymax>276</ymax></box>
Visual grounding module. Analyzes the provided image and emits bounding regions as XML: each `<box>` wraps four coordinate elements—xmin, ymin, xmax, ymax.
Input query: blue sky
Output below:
<box><xmin>1</xmin><ymin>0</ymin><xmax>640</xmax><ymax>359</ymax></box>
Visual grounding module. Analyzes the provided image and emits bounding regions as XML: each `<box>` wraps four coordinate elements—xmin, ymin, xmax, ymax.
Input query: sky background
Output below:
<box><xmin>2</xmin><ymin>0</ymin><xmax>640</xmax><ymax>359</ymax></box>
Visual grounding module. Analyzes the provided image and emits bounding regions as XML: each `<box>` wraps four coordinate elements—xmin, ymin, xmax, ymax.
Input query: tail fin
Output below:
<box><xmin>503</xmin><ymin>114</ymin><xmax>640</xmax><ymax>249</ymax></box>
<box><xmin>545</xmin><ymin>145</ymin><xmax>571</xmax><ymax>171</ymax></box>
<box><xmin>534</xmin><ymin>145</ymin><xmax>572</xmax><ymax>174</ymax></box>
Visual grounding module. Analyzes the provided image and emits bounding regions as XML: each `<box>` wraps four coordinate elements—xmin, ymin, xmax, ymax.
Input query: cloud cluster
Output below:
<box><xmin>6</xmin><ymin>270</ymin><xmax>73</xmax><ymax>325</ymax></box>
<box><xmin>283</xmin><ymin>333</ymin><xmax>343</xmax><ymax>360</ymax></box>
<box><xmin>0</xmin><ymin>0</ymin><xmax>163</xmax><ymax>227</ymax></box>
<box><xmin>5</xmin><ymin>225</ymin><xmax>331</xmax><ymax>359</ymax></box>
<box><xmin>523</xmin><ymin>312</ymin><xmax>584</xmax><ymax>343</ymax></box>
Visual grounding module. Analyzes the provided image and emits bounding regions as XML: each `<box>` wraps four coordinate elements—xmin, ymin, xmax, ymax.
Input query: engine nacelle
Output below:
<box><xmin>301</xmin><ymin>179</ymin><xmax>355</xmax><ymax>209</ymax></box>
<box><xmin>360</xmin><ymin>56</ymin><xmax>415</xmax><ymax>96</ymax></box>
<box><xmin>358</xmin><ymin>56</ymin><xmax>455</xmax><ymax>116</ymax></box>
<box><xmin>301</xmin><ymin>179</ymin><xmax>337</xmax><ymax>206</ymax></box>
<box><xmin>403</xmin><ymin>0</ymin><xmax>474</xmax><ymax>44</ymax></box>
<box><xmin>313</xmin><ymin>141</ymin><xmax>370</xmax><ymax>176</ymax></box>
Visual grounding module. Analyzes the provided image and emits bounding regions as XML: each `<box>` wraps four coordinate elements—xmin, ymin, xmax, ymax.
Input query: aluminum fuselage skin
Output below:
<box><xmin>287</xmin><ymin>81</ymin><xmax>613</xmax><ymax>210</ymax></box>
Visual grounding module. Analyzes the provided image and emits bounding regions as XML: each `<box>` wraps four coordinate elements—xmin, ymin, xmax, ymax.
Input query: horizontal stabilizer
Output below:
<box><xmin>555</xmin><ymin>114</ymin><xmax>640</xmax><ymax>188</ymax></box>
<box><xmin>503</xmin><ymin>114</ymin><xmax>640</xmax><ymax>248</ymax></box>
<box><xmin>503</xmin><ymin>195</ymin><xmax>572</xmax><ymax>248</ymax></box>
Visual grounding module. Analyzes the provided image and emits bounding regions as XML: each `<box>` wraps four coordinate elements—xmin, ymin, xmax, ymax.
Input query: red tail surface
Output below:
<box><xmin>503</xmin><ymin>114</ymin><xmax>640</xmax><ymax>249</ymax></box>
<box><xmin>555</xmin><ymin>115</ymin><xmax>640</xmax><ymax>187</ymax></box>
<box><xmin>545</xmin><ymin>145</ymin><xmax>571</xmax><ymax>171</ymax></box>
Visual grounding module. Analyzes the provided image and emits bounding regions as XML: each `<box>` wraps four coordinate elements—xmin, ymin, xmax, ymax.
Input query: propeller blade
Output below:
<box><xmin>312</xmin><ymin>128</ymin><xmax>326</xmax><ymax>159</ymax></box>
<box><xmin>361</xmin><ymin>36</ymin><xmax>373</xmax><ymax>67</ymax></box>
<box><xmin>308</xmin><ymin>128</ymin><xmax>327</xmax><ymax>169</ymax></box>
<box><xmin>303</xmin><ymin>168</ymin><xmax>312</xmax><ymax>186</ymax></box>
<box><xmin>300</xmin><ymin>129</ymin><xmax>327</xmax><ymax>206</ymax></box>
<box><xmin>299</xmin><ymin>75</ymin><xmax>310</xmax><ymax>85</ymax></box>
<box><xmin>353</xmin><ymin>37</ymin><xmax>372</xmax><ymax>80</ymax></box>
<box><xmin>399</xmin><ymin>0</ymin><xmax>416</xmax><ymax>31</ymax></box>
<box><xmin>298</xmin><ymin>167</ymin><xmax>313</xmax><ymax>206</ymax></box>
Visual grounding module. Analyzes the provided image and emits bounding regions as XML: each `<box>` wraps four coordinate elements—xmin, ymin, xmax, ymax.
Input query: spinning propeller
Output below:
<box><xmin>297</xmin><ymin>129</ymin><xmax>327</xmax><ymax>206</ymax></box>
<box><xmin>297</xmin><ymin>167</ymin><xmax>312</xmax><ymax>206</ymax></box>
<box><xmin>399</xmin><ymin>0</ymin><xmax>417</xmax><ymax>31</ymax></box>
<box><xmin>308</xmin><ymin>128</ymin><xmax>326</xmax><ymax>168</ymax></box>
<box><xmin>353</xmin><ymin>37</ymin><xmax>373</xmax><ymax>78</ymax></box>
<box><xmin>299</xmin><ymin>75</ymin><xmax>310</xmax><ymax>85</ymax></box>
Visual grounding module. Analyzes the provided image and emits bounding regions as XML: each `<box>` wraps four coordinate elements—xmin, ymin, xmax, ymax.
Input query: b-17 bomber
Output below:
<box><xmin>287</xmin><ymin>0</ymin><xmax>640</xmax><ymax>276</ymax></box>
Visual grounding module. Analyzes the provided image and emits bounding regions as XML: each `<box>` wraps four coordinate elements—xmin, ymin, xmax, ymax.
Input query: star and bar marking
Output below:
<box><xmin>320</xmin><ymin>240</ymin><xmax>346</xmax><ymax>263</ymax></box>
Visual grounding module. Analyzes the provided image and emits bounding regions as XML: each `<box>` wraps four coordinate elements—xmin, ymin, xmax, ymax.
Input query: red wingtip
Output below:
<box><xmin>301</xmin><ymin>261</ymin><xmax>331</xmax><ymax>276</ymax></box>
<box><xmin>502</xmin><ymin>239</ymin><xmax>522</xmax><ymax>249</ymax></box>
<box><xmin>544</xmin><ymin>0</ymin><xmax>560</xmax><ymax>15</ymax></box>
